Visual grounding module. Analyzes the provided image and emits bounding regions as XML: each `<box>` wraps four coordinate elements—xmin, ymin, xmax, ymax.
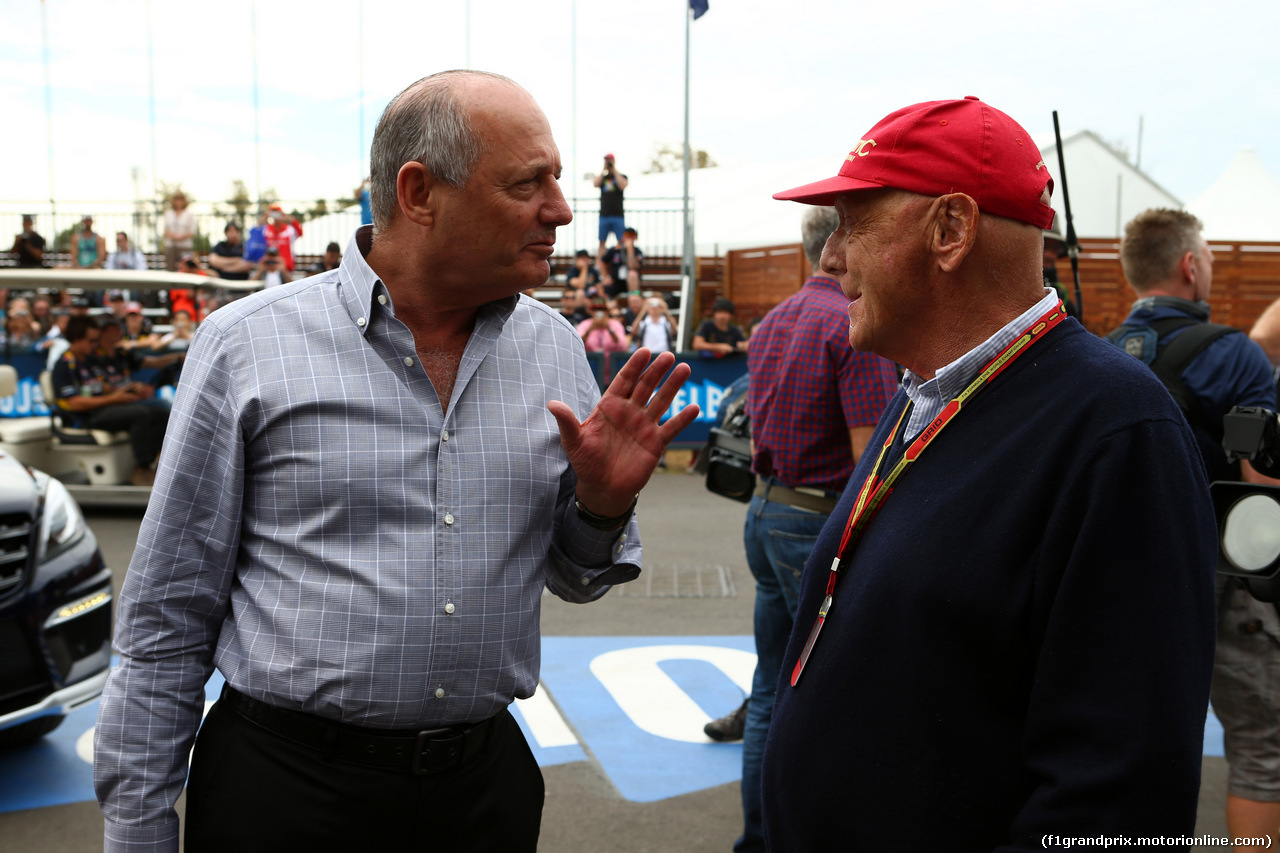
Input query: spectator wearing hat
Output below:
<box><xmin>105</xmin><ymin>232</ymin><xmax>149</xmax><ymax>271</ymax></box>
<box><xmin>10</xmin><ymin>214</ymin><xmax>46</xmax><ymax>268</ymax></box>
<box><xmin>601</xmin><ymin>227</ymin><xmax>643</xmax><ymax>299</ymax></box>
<box><xmin>761</xmin><ymin>98</ymin><xmax>1216</xmax><ymax>851</ymax></box>
<box><xmin>72</xmin><ymin>216</ymin><xmax>107</xmax><ymax>270</ymax></box>
<box><xmin>262</xmin><ymin>205</ymin><xmax>303</xmax><ymax>271</ymax></box>
<box><xmin>593</xmin><ymin>152</ymin><xmax>628</xmax><ymax>266</ymax></box>
<box><xmin>692</xmin><ymin>297</ymin><xmax>747</xmax><ymax>356</ymax></box>
<box><xmin>2</xmin><ymin>308</ymin><xmax>40</xmax><ymax>353</ymax></box>
<box><xmin>106</xmin><ymin>291</ymin><xmax>130</xmax><ymax>323</ymax></box>
<box><xmin>631</xmin><ymin>297</ymin><xmax>676</xmax><ymax>354</ymax></box>
<box><xmin>120</xmin><ymin>302</ymin><xmax>160</xmax><ymax>351</ymax></box>
<box><xmin>565</xmin><ymin>249</ymin><xmax>600</xmax><ymax>298</ymax></box>
<box><xmin>163</xmin><ymin>192</ymin><xmax>196</xmax><ymax>272</ymax></box>
<box><xmin>309</xmin><ymin>242</ymin><xmax>343</xmax><ymax>274</ymax></box>
<box><xmin>209</xmin><ymin>222</ymin><xmax>253</xmax><ymax>281</ymax></box>
<box><xmin>252</xmin><ymin>247</ymin><xmax>291</xmax><ymax>288</ymax></box>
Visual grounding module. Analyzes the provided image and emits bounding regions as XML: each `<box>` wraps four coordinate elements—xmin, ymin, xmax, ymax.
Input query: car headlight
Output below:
<box><xmin>33</xmin><ymin>470</ymin><xmax>87</xmax><ymax>563</ymax></box>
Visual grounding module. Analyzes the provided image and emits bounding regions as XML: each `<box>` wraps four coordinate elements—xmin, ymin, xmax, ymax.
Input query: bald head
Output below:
<box><xmin>369</xmin><ymin>70</ymin><xmax>524</xmax><ymax>230</ymax></box>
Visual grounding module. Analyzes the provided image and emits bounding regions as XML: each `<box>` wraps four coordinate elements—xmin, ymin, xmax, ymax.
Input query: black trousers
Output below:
<box><xmin>184</xmin><ymin>698</ymin><xmax>545</xmax><ymax>853</ymax></box>
<box><xmin>80</xmin><ymin>402</ymin><xmax>168</xmax><ymax>468</ymax></box>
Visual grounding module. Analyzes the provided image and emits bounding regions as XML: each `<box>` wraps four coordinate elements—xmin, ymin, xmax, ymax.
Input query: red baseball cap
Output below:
<box><xmin>774</xmin><ymin>97</ymin><xmax>1056</xmax><ymax>230</ymax></box>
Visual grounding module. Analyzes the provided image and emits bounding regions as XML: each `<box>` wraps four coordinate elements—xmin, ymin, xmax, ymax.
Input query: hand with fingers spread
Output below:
<box><xmin>548</xmin><ymin>347</ymin><xmax>701</xmax><ymax>518</ymax></box>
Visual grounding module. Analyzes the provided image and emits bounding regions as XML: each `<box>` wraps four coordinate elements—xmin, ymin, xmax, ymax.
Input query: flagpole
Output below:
<box><xmin>678</xmin><ymin>1</ymin><xmax>695</xmax><ymax>352</ymax></box>
<box><xmin>358</xmin><ymin>0</ymin><xmax>365</xmax><ymax>182</ymax></box>
<box><xmin>571</xmin><ymin>0</ymin><xmax>579</xmax><ymax>252</ymax></box>
<box><xmin>147</xmin><ymin>0</ymin><xmax>159</xmax><ymax>245</ymax></box>
<box><xmin>41</xmin><ymin>0</ymin><xmax>57</xmax><ymax>223</ymax></box>
<box><xmin>251</xmin><ymin>0</ymin><xmax>262</xmax><ymax>209</ymax></box>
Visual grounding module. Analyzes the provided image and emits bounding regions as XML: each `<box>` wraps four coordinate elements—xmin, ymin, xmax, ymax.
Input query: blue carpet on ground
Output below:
<box><xmin>0</xmin><ymin>639</ymin><xmax>1226</xmax><ymax>813</ymax></box>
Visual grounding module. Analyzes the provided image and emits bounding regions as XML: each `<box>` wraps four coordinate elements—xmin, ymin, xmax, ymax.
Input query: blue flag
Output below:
<box><xmin>689</xmin><ymin>0</ymin><xmax>709</xmax><ymax>19</ymax></box>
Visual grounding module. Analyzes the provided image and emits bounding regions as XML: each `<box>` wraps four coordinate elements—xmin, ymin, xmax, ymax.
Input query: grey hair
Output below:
<box><xmin>369</xmin><ymin>70</ymin><xmax>517</xmax><ymax>230</ymax></box>
<box><xmin>800</xmin><ymin>206</ymin><xmax>839</xmax><ymax>268</ymax></box>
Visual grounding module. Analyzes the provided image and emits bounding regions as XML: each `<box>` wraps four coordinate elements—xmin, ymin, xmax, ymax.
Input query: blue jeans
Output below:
<box><xmin>735</xmin><ymin>494</ymin><xmax>828</xmax><ymax>853</ymax></box>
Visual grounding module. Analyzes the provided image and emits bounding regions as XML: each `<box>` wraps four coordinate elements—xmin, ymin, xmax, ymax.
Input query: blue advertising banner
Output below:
<box><xmin>662</xmin><ymin>353</ymin><xmax>748</xmax><ymax>447</ymax></box>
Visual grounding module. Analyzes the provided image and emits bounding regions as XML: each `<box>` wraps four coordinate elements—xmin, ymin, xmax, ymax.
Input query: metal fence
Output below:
<box><xmin>2</xmin><ymin>196</ymin><xmax>693</xmax><ymax>261</ymax></box>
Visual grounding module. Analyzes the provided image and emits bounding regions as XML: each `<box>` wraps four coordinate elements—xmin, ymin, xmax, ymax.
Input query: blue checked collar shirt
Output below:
<box><xmin>901</xmin><ymin>288</ymin><xmax>1059</xmax><ymax>440</ymax></box>
<box><xmin>95</xmin><ymin>226</ymin><xmax>641</xmax><ymax>852</ymax></box>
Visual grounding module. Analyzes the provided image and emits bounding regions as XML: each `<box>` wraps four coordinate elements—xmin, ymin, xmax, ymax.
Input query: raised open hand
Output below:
<box><xmin>548</xmin><ymin>348</ymin><xmax>701</xmax><ymax>517</ymax></box>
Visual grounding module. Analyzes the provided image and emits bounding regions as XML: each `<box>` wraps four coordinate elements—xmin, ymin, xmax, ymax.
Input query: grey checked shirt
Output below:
<box><xmin>94</xmin><ymin>227</ymin><xmax>641</xmax><ymax>852</ymax></box>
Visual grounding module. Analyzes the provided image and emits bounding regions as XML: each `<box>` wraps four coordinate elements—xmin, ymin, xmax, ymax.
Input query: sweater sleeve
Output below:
<box><xmin>1000</xmin><ymin>413</ymin><xmax>1218</xmax><ymax>849</ymax></box>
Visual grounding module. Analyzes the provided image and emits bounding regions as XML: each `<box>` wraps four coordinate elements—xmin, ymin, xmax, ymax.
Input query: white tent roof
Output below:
<box><xmin>1186</xmin><ymin>148</ymin><xmax>1280</xmax><ymax>241</ymax></box>
<box><xmin>1037</xmin><ymin>131</ymin><xmax>1181</xmax><ymax>239</ymax></box>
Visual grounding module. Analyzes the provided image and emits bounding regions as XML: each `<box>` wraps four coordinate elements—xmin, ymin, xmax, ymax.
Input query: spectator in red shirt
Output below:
<box><xmin>262</xmin><ymin>205</ymin><xmax>303</xmax><ymax>271</ymax></box>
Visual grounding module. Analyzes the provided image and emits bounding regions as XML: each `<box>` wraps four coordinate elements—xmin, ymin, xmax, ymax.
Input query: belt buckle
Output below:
<box><xmin>412</xmin><ymin>727</ymin><xmax>465</xmax><ymax>775</ymax></box>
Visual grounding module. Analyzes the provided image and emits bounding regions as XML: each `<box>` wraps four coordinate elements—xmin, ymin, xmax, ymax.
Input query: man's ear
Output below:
<box><xmin>396</xmin><ymin>162</ymin><xmax>437</xmax><ymax>227</ymax></box>
<box><xmin>931</xmin><ymin>193</ymin><xmax>979</xmax><ymax>273</ymax></box>
<box><xmin>1179</xmin><ymin>251</ymin><xmax>1197</xmax><ymax>286</ymax></box>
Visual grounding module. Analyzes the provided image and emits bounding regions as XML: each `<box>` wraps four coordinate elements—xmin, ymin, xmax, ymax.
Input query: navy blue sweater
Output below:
<box><xmin>762</xmin><ymin>320</ymin><xmax>1218</xmax><ymax>852</ymax></box>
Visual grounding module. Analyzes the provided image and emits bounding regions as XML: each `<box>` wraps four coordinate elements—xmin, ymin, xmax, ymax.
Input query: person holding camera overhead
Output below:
<box><xmin>593</xmin><ymin>152</ymin><xmax>628</xmax><ymax>268</ymax></box>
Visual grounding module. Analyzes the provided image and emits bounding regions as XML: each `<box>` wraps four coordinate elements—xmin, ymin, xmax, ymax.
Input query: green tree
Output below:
<box><xmin>226</xmin><ymin>180</ymin><xmax>253</xmax><ymax>221</ymax></box>
<box><xmin>643</xmin><ymin>143</ymin><xmax>717</xmax><ymax>174</ymax></box>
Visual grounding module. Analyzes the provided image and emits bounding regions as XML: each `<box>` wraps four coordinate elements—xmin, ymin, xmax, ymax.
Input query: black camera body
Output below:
<box><xmin>1223</xmin><ymin>406</ymin><xmax>1280</xmax><ymax>478</ymax></box>
<box><xmin>1213</xmin><ymin>406</ymin><xmax>1280</xmax><ymax>601</ymax></box>
<box><xmin>694</xmin><ymin>381</ymin><xmax>755</xmax><ymax>502</ymax></box>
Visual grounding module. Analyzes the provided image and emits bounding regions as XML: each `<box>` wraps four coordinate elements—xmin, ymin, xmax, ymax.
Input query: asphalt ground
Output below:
<box><xmin>1</xmin><ymin>468</ymin><xmax>1236</xmax><ymax>852</ymax></box>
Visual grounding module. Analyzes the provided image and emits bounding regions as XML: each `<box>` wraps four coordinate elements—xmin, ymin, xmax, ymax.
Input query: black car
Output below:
<box><xmin>0</xmin><ymin>453</ymin><xmax>111</xmax><ymax>747</ymax></box>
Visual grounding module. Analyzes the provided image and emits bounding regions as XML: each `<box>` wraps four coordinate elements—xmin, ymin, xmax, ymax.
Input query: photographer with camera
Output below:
<box><xmin>701</xmin><ymin>205</ymin><xmax>897</xmax><ymax>853</ymax></box>
<box><xmin>1109</xmin><ymin>208</ymin><xmax>1280</xmax><ymax>850</ymax></box>
<box><xmin>592</xmin><ymin>153</ymin><xmax>628</xmax><ymax>267</ymax></box>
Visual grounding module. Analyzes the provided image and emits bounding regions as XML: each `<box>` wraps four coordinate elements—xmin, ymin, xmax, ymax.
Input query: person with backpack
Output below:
<box><xmin>1108</xmin><ymin>207</ymin><xmax>1280</xmax><ymax>848</ymax></box>
<box><xmin>631</xmin><ymin>297</ymin><xmax>675</xmax><ymax>353</ymax></box>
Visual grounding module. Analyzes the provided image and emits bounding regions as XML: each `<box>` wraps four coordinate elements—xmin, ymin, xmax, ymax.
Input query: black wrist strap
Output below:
<box><xmin>575</xmin><ymin>495</ymin><xmax>638</xmax><ymax>531</ymax></box>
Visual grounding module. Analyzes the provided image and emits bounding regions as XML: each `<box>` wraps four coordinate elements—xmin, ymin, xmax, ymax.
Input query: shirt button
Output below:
<box><xmin>435</xmin><ymin>688</ymin><xmax>445</xmax><ymax>699</ymax></box>
<box><xmin>378</xmin><ymin>294</ymin><xmax>387</xmax><ymax>305</ymax></box>
<box><xmin>441</xmin><ymin>430</ymin><xmax>449</xmax><ymax>442</ymax></box>
<box><xmin>444</xmin><ymin>513</ymin><xmax>454</xmax><ymax>526</ymax></box>
<box><xmin>445</xmin><ymin>602</ymin><xmax>455</xmax><ymax>614</ymax></box>
<box><xmin>581</xmin><ymin>576</ymin><xmax>591</xmax><ymax>586</ymax></box>
<box><xmin>356</xmin><ymin>317</ymin><xmax>367</xmax><ymax>327</ymax></box>
<box><xmin>404</xmin><ymin>356</ymin><xmax>414</xmax><ymax>367</ymax></box>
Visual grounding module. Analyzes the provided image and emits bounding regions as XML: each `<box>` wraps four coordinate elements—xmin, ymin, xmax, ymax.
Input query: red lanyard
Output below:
<box><xmin>790</xmin><ymin>301</ymin><xmax>1068</xmax><ymax>687</ymax></box>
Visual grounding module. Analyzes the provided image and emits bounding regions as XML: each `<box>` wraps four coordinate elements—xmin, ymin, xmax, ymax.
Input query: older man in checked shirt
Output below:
<box><xmin>94</xmin><ymin>70</ymin><xmax>698</xmax><ymax>853</ymax></box>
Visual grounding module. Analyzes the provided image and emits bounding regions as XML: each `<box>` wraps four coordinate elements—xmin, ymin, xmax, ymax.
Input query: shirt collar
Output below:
<box><xmin>340</xmin><ymin>225</ymin><xmax>520</xmax><ymax>337</ymax></box>
<box><xmin>904</xmin><ymin>287</ymin><xmax>1061</xmax><ymax>403</ymax></box>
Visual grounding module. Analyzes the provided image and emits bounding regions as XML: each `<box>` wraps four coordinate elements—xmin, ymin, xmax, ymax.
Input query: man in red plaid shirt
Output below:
<box><xmin>707</xmin><ymin>205</ymin><xmax>898</xmax><ymax>853</ymax></box>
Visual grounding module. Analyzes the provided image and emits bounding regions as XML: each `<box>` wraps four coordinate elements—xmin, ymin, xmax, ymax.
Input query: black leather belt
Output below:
<box><xmin>220</xmin><ymin>684</ymin><xmax>498</xmax><ymax>775</ymax></box>
<box><xmin>754</xmin><ymin>479</ymin><xmax>840</xmax><ymax>514</ymax></box>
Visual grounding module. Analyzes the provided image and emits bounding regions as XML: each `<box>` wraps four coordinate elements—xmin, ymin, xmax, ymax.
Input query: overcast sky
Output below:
<box><xmin>3</xmin><ymin>0</ymin><xmax>1278</xmax><ymax>216</ymax></box>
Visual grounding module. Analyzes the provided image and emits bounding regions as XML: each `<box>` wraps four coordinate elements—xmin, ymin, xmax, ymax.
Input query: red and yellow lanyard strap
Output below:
<box><xmin>791</xmin><ymin>301</ymin><xmax>1067</xmax><ymax>686</ymax></box>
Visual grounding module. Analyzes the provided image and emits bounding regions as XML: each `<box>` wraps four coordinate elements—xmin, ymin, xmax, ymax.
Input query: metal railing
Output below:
<box><xmin>2</xmin><ymin>196</ymin><xmax>693</xmax><ymax>260</ymax></box>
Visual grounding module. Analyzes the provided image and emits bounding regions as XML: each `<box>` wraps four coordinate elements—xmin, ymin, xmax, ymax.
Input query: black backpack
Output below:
<box><xmin>1106</xmin><ymin>317</ymin><xmax>1239</xmax><ymax>443</ymax></box>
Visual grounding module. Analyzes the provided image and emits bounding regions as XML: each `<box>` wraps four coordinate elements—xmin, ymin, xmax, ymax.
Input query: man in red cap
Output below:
<box><xmin>761</xmin><ymin>98</ymin><xmax>1218</xmax><ymax>850</ymax></box>
<box><xmin>262</xmin><ymin>204</ymin><xmax>304</xmax><ymax>271</ymax></box>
